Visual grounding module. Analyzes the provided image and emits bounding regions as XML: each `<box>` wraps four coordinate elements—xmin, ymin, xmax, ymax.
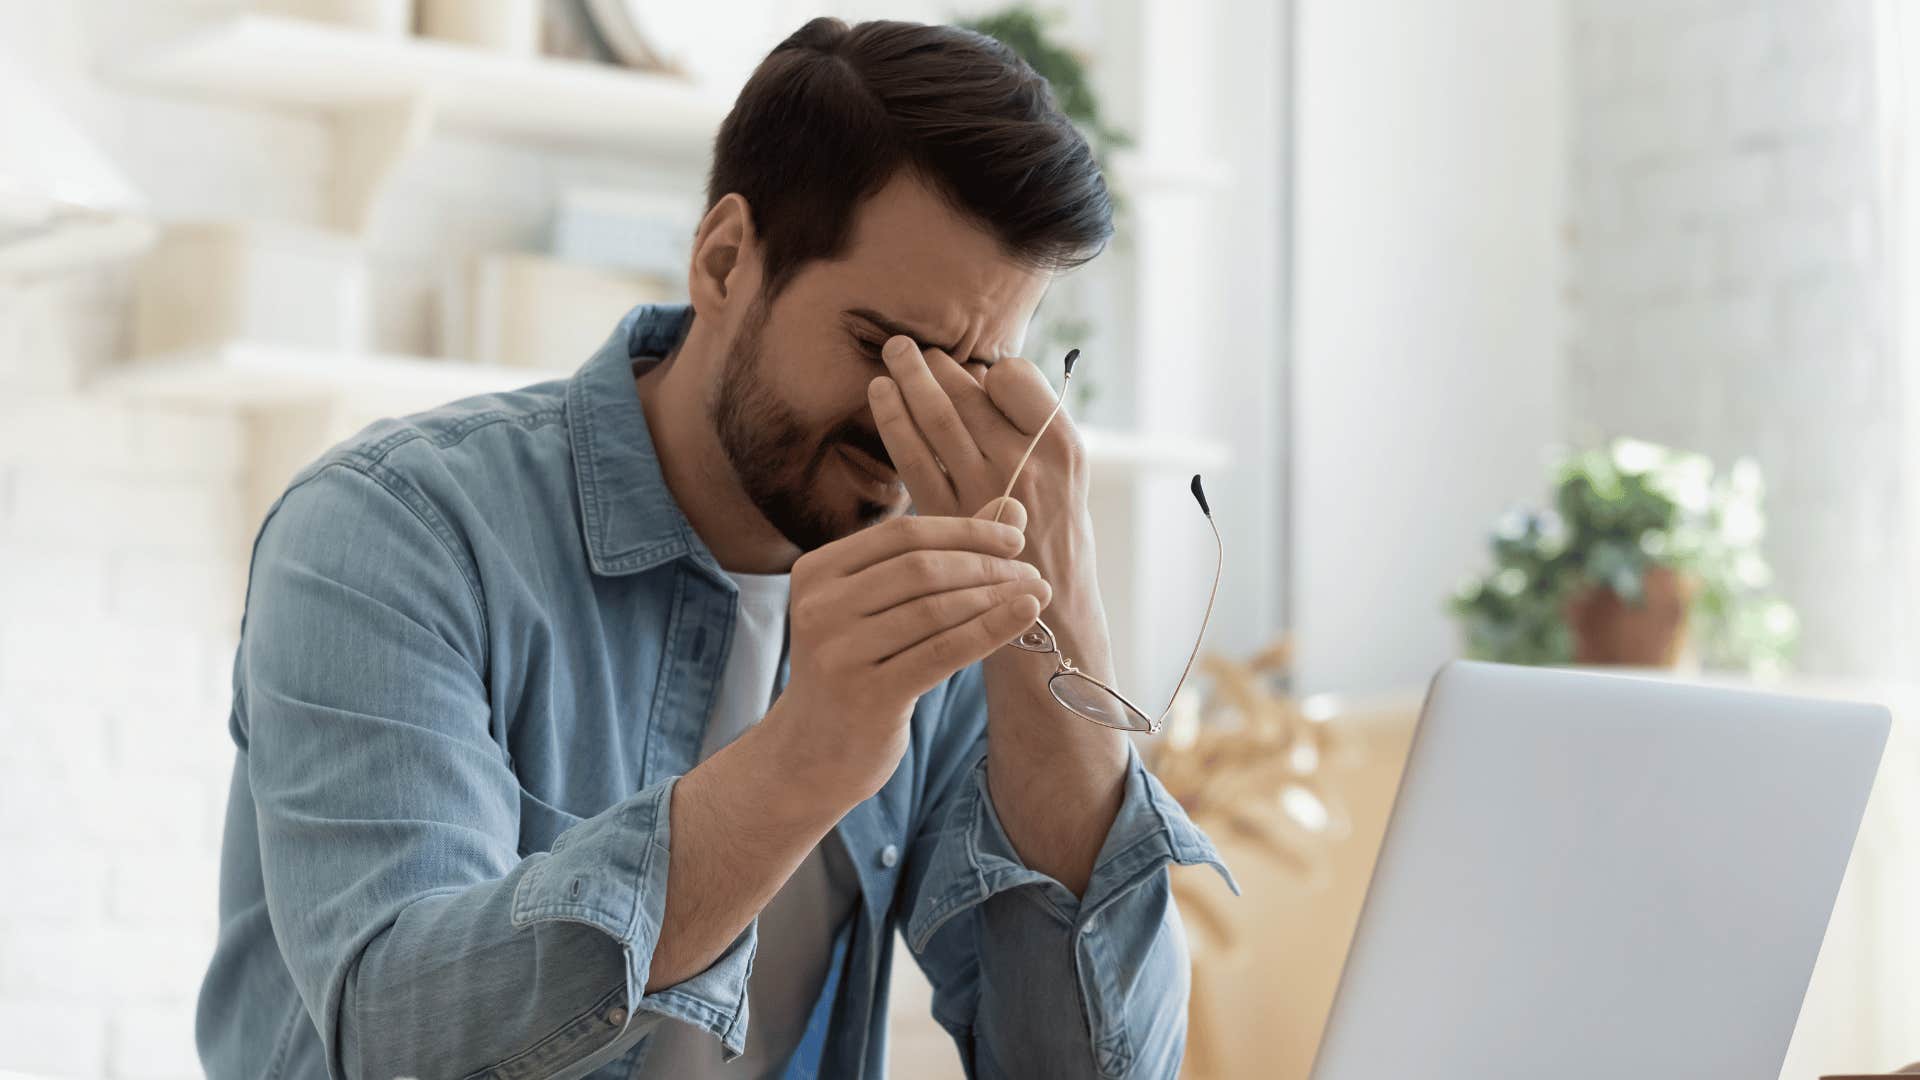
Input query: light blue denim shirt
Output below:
<box><xmin>196</xmin><ymin>303</ymin><xmax>1235</xmax><ymax>1080</ymax></box>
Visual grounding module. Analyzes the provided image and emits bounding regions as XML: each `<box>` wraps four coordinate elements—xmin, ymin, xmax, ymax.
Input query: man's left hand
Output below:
<box><xmin>866</xmin><ymin>334</ymin><xmax>1115</xmax><ymax>688</ymax></box>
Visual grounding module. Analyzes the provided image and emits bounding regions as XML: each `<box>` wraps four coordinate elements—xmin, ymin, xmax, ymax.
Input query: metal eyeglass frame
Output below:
<box><xmin>990</xmin><ymin>350</ymin><xmax>1224</xmax><ymax>734</ymax></box>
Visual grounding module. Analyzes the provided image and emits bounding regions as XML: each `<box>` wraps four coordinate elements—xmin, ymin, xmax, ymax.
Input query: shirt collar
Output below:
<box><xmin>566</xmin><ymin>302</ymin><xmax>726</xmax><ymax>580</ymax></box>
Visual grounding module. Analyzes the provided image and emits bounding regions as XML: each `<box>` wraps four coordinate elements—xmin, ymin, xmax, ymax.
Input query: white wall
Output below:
<box><xmin>1291</xmin><ymin>0</ymin><xmax>1567</xmax><ymax>695</ymax></box>
<box><xmin>1564</xmin><ymin>0</ymin><xmax>1912</xmax><ymax>681</ymax></box>
<box><xmin>1102</xmin><ymin>0</ymin><xmax>1289</xmax><ymax>703</ymax></box>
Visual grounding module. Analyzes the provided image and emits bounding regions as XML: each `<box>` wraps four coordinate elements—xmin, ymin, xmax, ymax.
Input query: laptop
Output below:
<box><xmin>1310</xmin><ymin>660</ymin><xmax>1889</xmax><ymax>1080</ymax></box>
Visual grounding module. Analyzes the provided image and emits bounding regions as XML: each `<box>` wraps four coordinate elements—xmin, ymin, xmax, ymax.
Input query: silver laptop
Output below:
<box><xmin>1311</xmin><ymin>660</ymin><xmax>1889</xmax><ymax>1080</ymax></box>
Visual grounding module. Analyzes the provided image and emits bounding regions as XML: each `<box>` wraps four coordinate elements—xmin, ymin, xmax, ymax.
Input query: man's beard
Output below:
<box><xmin>711</xmin><ymin>302</ymin><xmax>897</xmax><ymax>552</ymax></box>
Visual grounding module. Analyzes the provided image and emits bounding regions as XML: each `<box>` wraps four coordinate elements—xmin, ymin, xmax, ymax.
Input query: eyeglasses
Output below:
<box><xmin>991</xmin><ymin>350</ymin><xmax>1223</xmax><ymax>735</ymax></box>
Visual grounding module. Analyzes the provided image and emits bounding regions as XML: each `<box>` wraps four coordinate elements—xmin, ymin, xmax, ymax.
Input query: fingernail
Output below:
<box><xmin>883</xmin><ymin>336</ymin><xmax>912</xmax><ymax>361</ymax></box>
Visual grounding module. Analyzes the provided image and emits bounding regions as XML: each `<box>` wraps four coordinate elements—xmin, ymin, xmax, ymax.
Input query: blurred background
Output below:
<box><xmin>0</xmin><ymin>0</ymin><xmax>1917</xmax><ymax>1077</ymax></box>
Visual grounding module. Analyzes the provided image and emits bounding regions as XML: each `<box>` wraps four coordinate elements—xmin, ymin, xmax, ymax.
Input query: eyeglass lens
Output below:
<box><xmin>1049</xmin><ymin>672</ymin><xmax>1153</xmax><ymax>732</ymax></box>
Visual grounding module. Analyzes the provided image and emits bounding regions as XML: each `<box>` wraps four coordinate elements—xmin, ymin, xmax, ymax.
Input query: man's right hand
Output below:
<box><xmin>650</xmin><ymin>501</ymin><xmax>1045</xmax><ymax>992</ymax></box>
<box><xmin>775</xmin><ymin>501</ymin><xmax>1050</xmax><ymax>800</ymax></box>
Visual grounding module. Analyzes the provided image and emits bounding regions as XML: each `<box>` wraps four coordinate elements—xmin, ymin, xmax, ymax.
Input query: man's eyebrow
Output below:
<box><xmin>845</xmin><ymin>308</ymin><xmax>995</xmax><ymax>365</ymax></box>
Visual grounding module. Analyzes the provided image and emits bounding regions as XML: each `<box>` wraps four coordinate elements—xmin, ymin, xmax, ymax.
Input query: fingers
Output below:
<box><xmin>983</xmin><ymin>355</ymin><xmax>1065</xmax><ymax>435</ymax></box>
<box><xmin>837</xmin><ymin>544</ymin><xmax>1037</xmax><ymax>616</ymax></box>
<box><xmin>795</xmin><ymin>513</ymin><xmax>1023</xmax><ymax>579</ymax></box>
<box><xmin>858</xmin><ymin>577</ymin><xmax>1053</xmax><ymax>662</ymax></box>
<box><xmin>880</xmin><ymin>336</ymin><xmax>989</xmax><ymax>486</ymax></box>
<box><xmin>976</xmin><ymin>496</ymin><xmax>1027</xmax><ymax>531</ymax></box>
<box><xmin>921</xmin><ymin>346</ymin><xmax>1010</xmax><ymax>443</ymax></box>
<box><xmin>879</xmin><ymin>591</ymin><xmax>1046</xmax><ymax>694</ymax></box>
<box><xmin>869</xmin><ymin>376</ymin><xmax>953</xmax><ymax>511</ymax></box>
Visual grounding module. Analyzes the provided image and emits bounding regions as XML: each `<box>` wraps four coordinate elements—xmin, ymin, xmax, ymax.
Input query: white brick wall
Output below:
<box><xmin>0</xmin><ymin>4</ymin><xmax>538</xmax><ymax>1074</ymax></box>
<box><xmin>1566</xmin><ymin>0</ymin><xmax>1914</xmax><ymax>678</ymax></box>
<box><xmin>0</xmin><ymin>119</ymin><xmax>246</xmax><ymax>1051</ymax></box>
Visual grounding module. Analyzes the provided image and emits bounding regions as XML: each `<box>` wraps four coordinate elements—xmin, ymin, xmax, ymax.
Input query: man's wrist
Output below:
<box><xmin>984</xmin><ymin>634</ymin><xmax>1128</xmax><ymax>761</ymax></box>
<box><xmin>737</xmin><ymin>699</ymin><xmax>877</xmax><ymax>828</ymax></box>
<box><xmin>980</xmin><ymin>653</ymin><xmax>1130</xmax><ymax>896</ymax></box>
<box><xmin>1037</xmin><ymin>587</ymin><xmax>1115</xmax><ymax>684</ymax></box>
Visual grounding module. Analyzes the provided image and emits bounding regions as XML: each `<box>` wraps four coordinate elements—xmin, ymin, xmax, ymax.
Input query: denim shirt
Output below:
<box><xmin>196</xmin><ymin>303</ymin><xmax>1235</xmax><ymax>1080</ymax></box>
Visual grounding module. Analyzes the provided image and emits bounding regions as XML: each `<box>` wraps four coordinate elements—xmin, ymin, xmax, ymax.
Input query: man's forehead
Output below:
<box><xmin>822</xmin><ymin>174</ymin><xmax>1050</xmax><ymax>354</ymax></box>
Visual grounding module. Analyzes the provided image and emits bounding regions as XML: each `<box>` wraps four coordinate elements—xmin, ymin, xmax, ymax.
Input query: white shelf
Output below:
<box><xmin>94</xmin><ymin>342</ymin><xmax>548</xmax><ymax>405</ymax></box>
<box><xmin>115</xmin><ymin>18</ymin><xmax>1236</xmax><ymax>206</ymax></box>
<box><xmin>119</xmin><ymin>15</ymin><xmax>729</xmax><ymax>157</ymax></box>
<box><xmin>115</xmin><ymin>15</ymin><xmax>730</xmax><ymax>229</ymax></box>
<box><xmin>94</xmin><ymin>342</ymin><xmax>1230</xmax><ymax>474</ymax></box>
<box><xmin>0</xmin><ymin>217</ymin><xmax>154</xmax><ymax>279</ymax></box>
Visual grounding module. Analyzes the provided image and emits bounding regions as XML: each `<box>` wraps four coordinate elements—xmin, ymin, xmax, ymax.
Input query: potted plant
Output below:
<box><xmin>1448</xmin><ymin>438</ymin><xmax>1798</xmax><ymax>676</ymax></box>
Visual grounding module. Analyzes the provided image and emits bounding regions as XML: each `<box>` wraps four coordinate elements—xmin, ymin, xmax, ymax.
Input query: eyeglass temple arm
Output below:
<box><xmin>990</xmin><ymin>349</ymin><xmax>1077</xmax><ymax>525</ymax></box>
<box><xmin>983</xmin><ymin>351</ymin><xmax>1220</xmax><ymax>734</ymax></box>
<box><xmin>1150</xmin><ymin>478</ymin><xmax>1223</xmax><ymax>729</ymax></box>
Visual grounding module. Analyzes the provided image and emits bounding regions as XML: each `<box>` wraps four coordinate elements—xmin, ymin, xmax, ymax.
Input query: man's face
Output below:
<box><xmin>709</xmin><ymin>171</ymin><xmax>1052</xmax><ymax>552</ymax></box>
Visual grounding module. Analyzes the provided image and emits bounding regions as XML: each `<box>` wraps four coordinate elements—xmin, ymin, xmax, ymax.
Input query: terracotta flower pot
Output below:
<box><xmin>1564</xmin><ymin>566</ymin><xmax>1697</xmax><ymax>667</ymax></box>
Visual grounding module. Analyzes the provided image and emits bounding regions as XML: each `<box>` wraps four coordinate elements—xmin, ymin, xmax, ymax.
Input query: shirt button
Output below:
<box><xmin>1081</xmin><ymin>915</ymin><xmax>1100</xmax><ymax>935</ymax></box>
<box><xmin>878</xmin><ymin>844</ymin><xmax>900</xmax><ymax>869</ymax></box>
<box><xmin>607</xmin><ymin>1006</ymin><xmax>628</xmax><ymax>1027</ymax></box>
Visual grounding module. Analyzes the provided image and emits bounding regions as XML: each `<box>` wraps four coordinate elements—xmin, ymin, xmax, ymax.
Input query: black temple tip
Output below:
<box><xmin>1190</xmin><ymin>474</ymin><xmax>1211</xmax><ymax>516</ymax></box>
<box><xmin>1062</xmin><ymin>348</ymin><xmax>1079</xmax><ymax>376</ymax></box>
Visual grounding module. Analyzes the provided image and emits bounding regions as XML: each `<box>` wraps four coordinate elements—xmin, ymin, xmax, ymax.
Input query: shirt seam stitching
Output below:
<box><xmin>347</xmin><ymin>407</ymin><xmax>566</xmax><ymax>464</ymax></box>
<box><xmin>337</xmin><ymin>460</ymin><xmax>492</xmax><ymax>636</ymax></box>
<box><xmin>639</xmin><ymin>571</ymin><xmax>689</xmax><ymax>783</ymax></box>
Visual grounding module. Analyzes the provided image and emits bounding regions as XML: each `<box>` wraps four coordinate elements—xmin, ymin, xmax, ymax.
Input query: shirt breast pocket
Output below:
<box><xmin>515</xmin><ymin>783</ymin><xmax>586</xmax><ymax>858</ymax></box>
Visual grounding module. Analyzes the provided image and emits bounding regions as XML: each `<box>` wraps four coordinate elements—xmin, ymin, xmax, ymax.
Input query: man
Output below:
<box><xmin>197</xmin><ymin>16</ymin><xmax>1230</xmax><ymax>1080</ymax></box>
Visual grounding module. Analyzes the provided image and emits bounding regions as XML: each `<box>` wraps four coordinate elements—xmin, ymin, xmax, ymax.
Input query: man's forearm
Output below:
<box><xmin>980</xmin><ymin>591</ymin><xmax>1129</xmax><ymax>898</ymax></box>
<box><xmin>647</xmin><ymin>705</ymin><xmax>859</xmax><ymax>991</ymax></box>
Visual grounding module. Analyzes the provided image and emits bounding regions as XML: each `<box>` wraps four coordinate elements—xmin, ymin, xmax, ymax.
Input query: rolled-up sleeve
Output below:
<box><xmin>902</xmin><ymin>669</ymin><xmax>1238</xmax><ymax>1079</ymax></box>
<box><xmin>243</xmin><ymin>462</ymin><xmax>753</xmax><ymax>1080</ymax></box>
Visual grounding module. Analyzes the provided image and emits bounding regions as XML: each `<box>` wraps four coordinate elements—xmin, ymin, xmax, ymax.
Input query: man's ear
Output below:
<box><xmin>688</xmin><ymin>193</ymin><xmax>760</xmax><ymax>318</ymax></box>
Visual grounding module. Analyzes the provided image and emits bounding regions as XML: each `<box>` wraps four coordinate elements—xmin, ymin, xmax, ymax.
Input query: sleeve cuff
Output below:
<box><xmin>906</xmin><ymin>741</ymin><xmax>1238</xmax><ymax>954</ymax></box>
<box><xmin>509</xmin><ymin>775</ymin><xmax>756</xmax><ymax>1057</ymax></box>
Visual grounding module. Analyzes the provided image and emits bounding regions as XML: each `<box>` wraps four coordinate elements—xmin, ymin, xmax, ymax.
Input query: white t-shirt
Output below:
<box><xmin>643</xmin><ymin>569</ymin><xmax>861</xmax><ymax>1078</ymax></box>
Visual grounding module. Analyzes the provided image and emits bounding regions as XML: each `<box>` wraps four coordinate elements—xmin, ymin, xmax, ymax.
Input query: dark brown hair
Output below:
<box><xmin>706</xmin><ymin>17</ymin><xmax>1114</xmax><ymax>300</ymax></box>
